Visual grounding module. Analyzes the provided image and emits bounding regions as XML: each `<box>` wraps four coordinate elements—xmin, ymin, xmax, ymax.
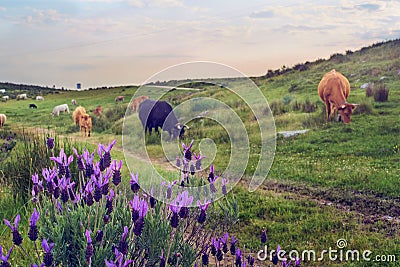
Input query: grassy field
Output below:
<box><xmin>1</xmin><ymin>39</ymin><xmax>400</xmax><ymax>266</ymax></box>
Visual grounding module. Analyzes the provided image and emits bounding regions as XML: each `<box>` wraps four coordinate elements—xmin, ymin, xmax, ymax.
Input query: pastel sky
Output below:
<box><xmin>1</xmin><ymin>0</ymin><xmax>399</xmax><ymax>89</ymax></box>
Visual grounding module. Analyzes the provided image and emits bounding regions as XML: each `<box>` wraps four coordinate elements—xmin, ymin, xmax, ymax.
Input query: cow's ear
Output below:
<box><xmin>339</xmin><ymin>104</ymin><xmax>346</xmax><ymax>110</ymax></box>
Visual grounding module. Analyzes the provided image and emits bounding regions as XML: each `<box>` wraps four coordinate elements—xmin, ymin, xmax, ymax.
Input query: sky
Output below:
<box><xmin>0</xmin><ymin>0</ymin><xmax>399</xmax><ymax>89</ymax></box>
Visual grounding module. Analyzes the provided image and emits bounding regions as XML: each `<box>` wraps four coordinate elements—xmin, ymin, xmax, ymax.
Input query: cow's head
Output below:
<box><xmin>337</xmin><ymin>103</ymin><xmax>358</xmax><ymax>123</ymax></box>
<box><xmin>171</xmin><ymin>123</ymin><xmax>189</xmax><ymax>140</ymax></box>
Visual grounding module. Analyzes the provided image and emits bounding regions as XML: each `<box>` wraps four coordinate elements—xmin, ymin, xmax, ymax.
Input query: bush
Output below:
<box><xmin>373</xmin><ymin>83</ymin><xmax>389</xmax><ymax>102</ymax></box>
<box><xmin>365</xmin><ymin>83</ymin><xmax>374</xmax><ymax>97</ymax></box>
<box><xmin>269</xmin><ymin>100</ymin><xmax>287</xmax><ymax>116</ymax></box>
<box><xmin>301</xmin><ymin>99</ymin><xmax>318</xmax><ymax>113</ymax></box>
<box><xmin>353</xmin><ymin>101</ymin><xmax>374</xmax><ymax>115</ymax></box>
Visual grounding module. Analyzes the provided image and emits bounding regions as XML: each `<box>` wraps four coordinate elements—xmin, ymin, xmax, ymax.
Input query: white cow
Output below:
<box><xmin>17</xmin><ymin>93</ymin><xmax>27</xmax><ymax>100</ymax></box>
<box><xmin>52</xmin><ymin>104</ymin><xmax>70</xmax><ymax>117</ymax></box>
<box><xmin>36</xmin><ymin>96</ymin><xmax>44</xmax><ymax>101</ymax></box>
<box><xmin>2</xmin><ymin>96</ymin><xmax>9</xmax><ymax>102</ymax></box>
<box><xmin>0</xmin><ymin>89</ymin><xmax>5</xmax><ymax>94</ymax></box>
<box><xmin>71</xmin><ymin>99</ymin><xmax>77</xmax><ymax>106</ymax></box>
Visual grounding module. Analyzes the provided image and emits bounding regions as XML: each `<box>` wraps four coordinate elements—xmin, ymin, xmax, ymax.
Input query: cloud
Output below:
<box><xmin>249</xmin><ymin>10</ymin><xmax>274</xmax><ymax>19</ymax></box>
<box><xmin>126</xmin><ymin>0</ymin><xmax>145</xmax><ymax>7</ymax></box>
<box><xmin>355</xmin><ymin>3</ymin><xmax>381</xmax><ymax>11</ymax></box>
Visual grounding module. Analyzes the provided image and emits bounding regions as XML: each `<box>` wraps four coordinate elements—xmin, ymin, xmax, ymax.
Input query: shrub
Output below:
<box><xmin>353</xmin><ymin>101</ymin><xmax>374</xmax><ymax>115</ymax></box>
<box><xmin>373</xmin><ymin>83</ymin><xmax>389</xmax><ymax>102</ymax></box>
<box><xmin>301</xmin><ymin>99</ymin><xmax>318</xmax><ymax>113</ymax></box>
<box><xmin>365</xmin><ymin>83</ymin><xmax>374</xmax><ymax>97</ymax></box>
<box><xmin>269</xmin><ymin>100</ymin><xmax>287</xmax><ymax>116</ymax></box>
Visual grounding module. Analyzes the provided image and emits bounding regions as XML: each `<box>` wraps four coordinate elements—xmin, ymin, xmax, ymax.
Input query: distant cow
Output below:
<box><xmin>318</xmin><ymin>70</ymin><xmax>358</xmax><ymax>123</ymax></box>
<box><xmin>115</xmin><ymin>96</ymin><xmax>124</xmax><ymax>103</ymax></box>
<box><xmin>29</xmin><ymin>103</ymin><xmax>38</xmax><ymax>109</ymax></box>
<box><xmin>16</xmin><ymin>94</ymin><xmax>27</xmax><ymax>100</ymax></box>
<box><xmin>72</xmin><ymin>99</ymin><xmax>77</xmax><ymax>106</ymax></box>
<box><xmin>80</xmin><ymin>114</ymin><xmax>92</xmax><ymax>137</ymax></box>
<box><xmin>72</xmin><ymin>106</ymin><xmax>86</xmax><ymax>126</ymax></box>
<box><xmin>93</xmin><ymin>106</ymin><xmax>102</xmax><ymax>117</ymax></box>
<box><xmin>138</xmin><ymin>99</ymin><xmax>187</xmax><ymax>140</ymax></box>
<box><xmin>0</xmin><ymin>89</ymin><xmax>5</xmax><ymax>94</ymax></box>
<box><xmin>2</xmin><ymin>96</ymin><xmax>9</xmax><ymax>102</ymax></box>
<box><xmin>130</xmin><ymin>95</ymin><xmax>149</xmax><ymax>112</ymax></box>
<box><xmin>52</xmin><ymin>104</ymin><xmax>70</xmax><ymax>117</ymax></box>
<box><xmin>0</xmin><ymin>114</ymin><xmax>6</xmax><ymax>127</ymax></box>
<box><xmin>36</xmin><ymin>96</ymin><xmax>44</xmax><ymax>101</ymax></box>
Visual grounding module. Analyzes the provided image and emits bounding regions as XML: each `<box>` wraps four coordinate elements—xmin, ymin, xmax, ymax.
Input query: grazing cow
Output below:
<box><xmin>0</xmin><ymin>114</ymin><xmax>6</xmax><ymax>127</ymax></box>
<box><xmin>16</xmin><ymin>93</ymin><xmax>27</xmax><ymax>100</ymax></box>
<box><xmin>36</xmin><ymin>96</ymin><xmax>44</xmax><ymax>101</ymax></box>
<box><xmin>138</xmin><ymin>99</ymin><xmax>187</xmax><ymax>140</ymax></box>
<box><xmin>29</xmin><ymin>103</ymin><xmax>38</xmax><ymax>109</ymax></box>
<box><xmin>93</xmin><ymin>106</ymin><xmax>102</xmax><ymax>117</ymax></box>
<box><xmin>115</xmin><ymin>96</ymin><xmax>124</xmax><ymax>103</ymax></box>
<box><xmin>0</xmin><ymin>89</ymin><xmax>5</xmax><ymax>93</ymax></box>
<box><xmin>2</xmin><ymin>96</ymin><xmax>9</xmax><ymax>102</ymax></box>
<box><xmin>52</xmin><ymin>104</ymin><xmax>70</xmax><ymax>117</ymax></box>
<box><xmin>130</xmin><ymin>95</ymin><xmax>149</xmax><ymax>112</ymax></box>
<box><xmin>72</xmin><ymin>99</ymin><xmax>77</xmax><ymax>106</ymax></box>
<box><xmin>318</xmin><ymin>70</ymin><xmax>358</xmax><ymax>123</ymax></box>
<box><xmin>80</xmin><ymin>114</ymin><xmax>92</xmax><ymax>137</ymax></box>
<box><xmin>72</xmin><ymin>106</ymin><xmax>87</xmax><ymax>126</ymax></box>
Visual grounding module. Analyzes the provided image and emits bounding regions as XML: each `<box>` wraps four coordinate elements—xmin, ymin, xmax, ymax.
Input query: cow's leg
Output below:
<box><xmin>325</xmin><ymin>100</ymin><xmax>331</xmax><ymax>121</ymax></box>
<box><xmin>88</xmin><ymin>129</ymin><xmax>91</xmax><ymax>137</ymax></box>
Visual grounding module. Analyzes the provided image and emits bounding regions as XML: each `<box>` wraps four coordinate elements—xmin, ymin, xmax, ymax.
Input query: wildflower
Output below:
<box><xmin>247</xmin><ymin>255</ymin><xmax>255</xmax><ymax>266</ymax></box>
<box><xmin>133</xmin><ymin>201</ymin><xmax>148</xmax><ymax>236</ymax></box>
<box><xmin>85</xmin><ymin>230</ymin><xmax>94</xmax><ymax>263</ymax></box>
<box><xmin>42</xmin><ymin>167</ymin><xmax>57</xmax><ymax>194</ymax></box>
<box><xmin>111</xmin><ymin>160</ymin><xmax>123</xmax><ymax>186</ymax></box>
<box><xmin>295</xmin><ymin>257</ymin><xmax>301</xmax><ymax>267</ymax></box>
<box><xmin>129</xmin><ymin>195</ymin><xmax>142</xmax><ymax>222</ymax></box>
<box><xmin>103</xmin><ymin>214</ymin><xmax>110</xmax><ymax>224</ymax></box>
<box><xmin>159</xmin><ymin>250</ymin><xmax>166</xmax><ymax>267</ymax></box>
<box><xmin>83</xmin><ymin>149</ymin><xmax>95</xmax><ymax>178</ymax></box>
<box><xmin>96</xmin><ymin>230</ymin><xmax>104</xmax><ymax>243</ymax></box>
<box><xmin>176</xmin><ymin>156</ymin><xmax>181</xmax><ymax>168</ymax></box>
<box><xmin>46</xmin><ymin>137</ymin><xmax>54</xmax><ymax>150</ymax></box>
<box><xmin>230</xmin><ymin>235</ymin><xmax>238</xmax><ymax>255</ymax></box>
<box><xmin>0</xmin><ymin>245</ymin><xmax>13</xmax><ymax>267</ymax></box>
<box><xmin>221</xmin><ymin>178</ymin><xmax>228</xmax><ymax>195</ymax></box>
<box><xmin>272</xmin><ymin>245</ymin><xmax>280</xmax><ymax>265</ymax></box>
<box><xmin>201</xmin><ymin>245</ymin><xmax>209</xmax><ymax>266</ymax></box>
<box><xmin>182</xmin><ymin>140</ymin><xmax>194</xmax><ymax>161</ymax></box>
<box><xmin>105</xmin><ymin>190</ymin><xmax>115</xmax><ymax>215</ymax></box>
<box><xmin>197</xmin><ymin>199</ymin><xmax>210</xmax><ymax>224</ymax></box>
<box><xmin>190</xmin><ymin>163</ymin><xmax>195</xmax><ymax>175</ymax></box>
<box><xmin>4</xmin><ymin>214</ymin><xmax>23</xmax><ymax>246</ymax></box>
<box><xmin>235</xmin><ymin>248</ymin><xmax>242</xmax><ymax>266</ymax></box>
<box><xmin>72</xmin><ymin>148</ymin><xmax>85</xmax><ymax>171</ymax></box>
<box><xmin>28</xmin><ymin>208</ymin><xmax>40</xmax><ymax>241</ymax></box>
<box><xmin>32</xmin><ymin>174</ymin><xmax>43</xmax><ymax>197</ymax></box>
<box><xmin>282</xmin><ymin>258</ymin><xmax>289</xmax><ymax>267</ymax></box>
<box><xmin>149</xmin><ymin>188</ymin><xmax>157</xmax><ymax>208</ymax></box>
<box><xmin>211</xmin><ymin>238</ymin><xmax>218</xmax><ymax>256</ymax></box>
<box><xmin>105</xmin><ymin>248</ymin><xmax>134</xmax><ymax>267</ymax></box>
<box><xmin>208</xmin><ymin>164</ymin><xmax>215</xmax><ymax>182</ymax></box>
<box><xmin>170</xmin><ymin>203</ymin><xmax>180</xmax><ymax>228</ymax></box>
<box><xmin>177</xmin><ymin>191</ymin><xmax>193</xmax><ymax>219</ymax></box>
<box><xmin>50</xmin><ymin>149</ymin><xmax>73</xmax><ymax>178</ymax></box>
<box><xmin>98</xmin><ymin>140</ymin><xmax>116</xmax><ymax>170</ymax></box>
<box><xmin>118</xmin><ymin>226</ymin><xmax>129</xmax><ymax>255</ymax></box>
<box><xmin>84</xmin><ymin>182</ymin><xmax>94</xmax><ymax>207</ymax></box>
<box><xmin>42</xmin><ymin>239</ymin><xmax>55</xmax><ymax>267</ymax></box>
<box><xmin>220</xmin><ymin>233</ymin><xmax>229</xmax><ymax>254</ymax></box>
<box><xmin>162</xmin><ymin>180</ymin><xmax>177</xmax><ymax>199</ymax></box>
<box><xmin>193</xmin><ymin>152</ymin><xmax>205</xmax><ymax>170</ymax></box>
<box><xmin>129</xmin><ymin>172</ymin><xmax>140</xmax><ymax>193</ymax></box>
<box><xmin>261</xmin><ymin>228</ymin><xmax>267</xmax><ymax>244</ymax></box>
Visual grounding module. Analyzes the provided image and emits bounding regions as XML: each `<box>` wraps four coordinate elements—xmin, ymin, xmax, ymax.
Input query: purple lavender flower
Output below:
<box><xmin>210</xmin><ymin>237</ymin><xmax>218</xmax><ymax>256</ymax></box>
<box><xmin>96</xmin><ymin>230</ymin><xmax>104</xmax><ymax>243</ymax></box>
<box><xmin>0</xmin><ymin>245</ymin><xmax>13</xmax><ymax>267</ymax></box>
<box><xmin>261</xmin><ymin>228</ymin><xmax>267</xmax><ymax>244</ymax></box>
<box><xmin>32</xmin><ymin>174</ymin><xmax>43</xmax><ymax>197</ymax></box>
<box><xmin>4</xmin><ymin>214</ymin><xmax>23</xmax><ymax>246</ymax></box>
<box><xmin>72</xmin><ymin>148</ymin><xmax>85</xmax><ymax>171</ymax></box>
<box><xmin>201</xmin><ymin>245</ymin><xmax>209</xmax><ymax>266</ymax></box>
<box><xmin>208</xmin><ymin>164</ymin><xmax>215</xmax><ymax>182</ymax></box>
<box><xmin>272</xmin><ymin>245</ymin><xmax>281</xmax><ymax>265</ymax></box>
<box><xmin>42</xmin><ymin>167</ymin><xmax>57</xmax><ymax>194</ymax></box>
<box><xmin>221</xmin><ymin>178</ymin><xmax>228</xmax><ymax>195</ymax></box>
<box><xmin>42</xmin><ymin>239</ymin><xmax>54</xmax><ymax>267</ymax></box>
<box><xmin>247</xmin><ymin>255</ymin><xmax>255</xmax><ymax>266</ymax></box>
<box><xmin>98</xmin><ymin>140</ymin><xmax>116</xmax><ymax>170</ymax></box>
<box><xmin>162</xmin><ymin>180</ymin><xmax>177</xmax><ymax>199</ymax></box>
<box><xmin>111</xmin><ymin>160</ymin><xmax>123</xmax><ymax>186</ymax></box>
<box><xmin>235</xmin><ymin>248</ymin><xmax>242</xmax><ymax>266</ymax></box>
<box><xmin>105</xmin><ymin>248</ymin><xmax>134</xmax><ymax>267</ymax></box>
<box><xmin>83</xmin><ymin>149</ymin><xmax>95</xmax><ymax>178</ymax></box>
<box><xmin>295</xmin><ymin>257</ymin><xmax>301</xmax><ymax>267</ymax></box>
<box><xmin>85</xmin><ymin>229</ymin><xmax>94</xmax><ymax>263</ymax></box>
<box><xmin>177</xmin><ymin>191</ymin><xmax>193</xmax><ymax>219</ymax></box>
<box><xmin>28</xmin><ymin>208</ymin><xmax>40</xmax><ymax>241</ymax></box>
<box><xmin>105</xmin><ymin>190</ymin><xmax>115</xmax><ymax>215</ymax></box>
<box><xmin>46</xmin><ymin>137</ymin><xmax>55</xmax><ymax>150</ymax></box>
<box><xmin>175</xmin><ymin>156</ymin><xmax>181</xmax><ymax>168</ymax></box>
<box><xmin>84</xmin><ymin>182</ymin><xmax>94</xmax><ymax>207</ymax></box>
<box><xmin>169</xmin><ymin>203</ymin><xmax>180</xmax><ymax>228</ymax></box>
<box><xmin>190</xmin><ymin>163</ymin><xmax>195</xmax><ymax>175</ymax></box>
<box><xmin>197</xmin><ymin>199</ymin><xmax>210</xmax><ymax>224</ymax></box>
<box><xmin>118</xmin><ymin>226</ymin><xmax>129</xmax><ymax>255</ymax></box>
<box><xmin>129</xmin><ymin>172</ymin><xmax>140</xmax><ymax>193</ymax></box>
<box><xmin>159</xmin><ymin>250</ymin><xmax>166</xmax><ymax>267</ymax></box>
<box><xmin>50</xmin><ymin>149</ymin><xmax>73</xmax><ymax>178</ymax></box>
<box><xmin>133</xmin><ymin>200</ymin><xmax>148</xmax><ymax>236</ymax></box>
<box><xmin>230</xmin><ymin>235</ymin><xmax>238</xmax><ymax>255</ymax></box>
<box><xmin>220</xmin><ymin>233</ymin><xmax>229</xmax><ymax>254</ymax></box>
<box><xmin>193</xmin><ymin>152</ymin><xmax>205</xmax><ymax>170</ymax></box>
<box><xmin>282</xmin><ymin>258</ymin><xmax>289</xmax><ymax>267</ymax></box>
<box><xmin>182</xmin><ymin>140</ymin><xmax>194</xmax><ymax>161</ymax></box>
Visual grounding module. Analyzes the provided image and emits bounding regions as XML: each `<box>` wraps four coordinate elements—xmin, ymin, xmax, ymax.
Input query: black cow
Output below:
<box><xmin>29</xmin><ymin>103</ymin><xmax>38</xmax><ymax>109</ymax></box>
<box><xmin>138</xmin><ymin>99</ymin><xmax>186</xmax><ymax>140</ymax></box>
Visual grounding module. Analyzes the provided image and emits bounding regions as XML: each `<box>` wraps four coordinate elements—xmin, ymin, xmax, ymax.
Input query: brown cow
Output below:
<box><xmin>0</xmin><ymin>114</ymin><xmax>6</xmax><ymax>127</ymax></box>
<box><xmin>93</xmin><ymin>106</ymin><xmax>102</xmax><ymax>117</ymax></box>
<box><xmin>130</xmin><ymin>95</ymin><xmax>149</xmax><ymax>112</ymax></box>
<box><xmin>115</xmin><ymin>96</ymin><xmax>124</xmax><ymax>103</ymax></box>
<box><xmin>72</xmin><ymin>106</ymin><xmax>86</xmax><ymax>126</ymax></box>
<box><xmin>318</xmin><ymin>70</ymin><xmax>358</xmax><ymax>123</ymax></box>
<box><xmin>80</xmin><ymin>114</ymin><xmax>92</xmax><ymax>137</ymax></box>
